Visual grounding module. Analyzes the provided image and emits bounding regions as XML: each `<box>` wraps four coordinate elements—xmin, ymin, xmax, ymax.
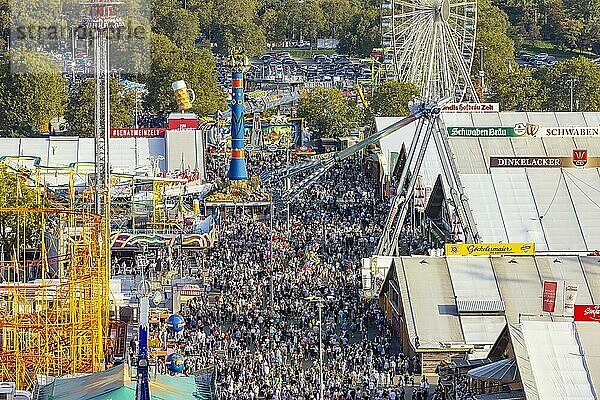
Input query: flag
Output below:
<box><xmin>542</xmin><ymin>281</ymin><xmax>558</xmax><ymax>313</ymax></box>
<box><xmin>564</xmin><ymin>283</ymin><xmax>579</xmax><ymax>317</ymax></box>
<box><xmin>260</xmin><ymin>169</ymin><xmax>271</xmax><ymax>182</ymax></box>
<box><xmin>195</xmin><ymin>216</ymin><xmax>213</xmax><ymax>234</ymax></box>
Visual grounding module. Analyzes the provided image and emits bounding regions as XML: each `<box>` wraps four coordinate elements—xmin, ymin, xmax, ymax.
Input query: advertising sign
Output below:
<box><xmin>564</xmin><ymin>283</ymin><xmax>579</xmax><ymax>317</ymax></box>
<box><xmin>574</xmin><ymin>305</ymin><xmax>600</xmax><ymax>322</ymax></box>
<box><xmin>489</xmin><ymin>153</ymin><xmax>600</xmax><ymax>168</ymax></box>
<box><xmin>110</xmin><ymin>128</ymin><xmax>166</xmax><ymax>138</ymax></box>
<box><xmin>447</xmin><ymin>127</ymin><xmax>517</xmax><ymax>137</ymax></box>
<box><xmin>442</xmin><ymin>103</ymin><xmax>500</xmax><ymax>113</ymax></box>
<box><xmin>445</xmin><ymin>243</ymin><xmax>535</xmax><ymax>256</ymax></box>
<box><xmin>542</xmin><ymin>281</ymin><xmax>558</xmax><ymax>313</ymax></box>
<box><xmin>521</xmin><ymin>125</ymin><xmax>600</xmax><ymax>137</ymax></box>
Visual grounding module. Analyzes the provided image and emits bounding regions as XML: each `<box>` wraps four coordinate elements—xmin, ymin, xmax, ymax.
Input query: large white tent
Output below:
<box><xmin>375</xmin><ymin>112</ymin><xmax>600</xmax><ymax>252</ymax></box>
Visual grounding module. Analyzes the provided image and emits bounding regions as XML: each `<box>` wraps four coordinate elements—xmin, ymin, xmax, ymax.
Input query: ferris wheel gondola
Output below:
<box><xmin>381</xmin><ymin>0</ymin><xmax>479</xmax><ymax>102</ymax></box>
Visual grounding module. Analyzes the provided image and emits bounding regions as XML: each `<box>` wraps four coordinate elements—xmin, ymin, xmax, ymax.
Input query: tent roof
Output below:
<box><xmin>36</xmin><ymin>365</ymin><xmax>212</xmax><ymax>400</ymax></box>
<box><xmin>467</xmin><ymin>358</ymin><xmax>520</xmax><ymax>383</ymax></box>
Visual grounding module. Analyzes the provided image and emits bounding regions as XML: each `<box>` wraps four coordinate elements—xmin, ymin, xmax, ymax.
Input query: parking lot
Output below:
<box><xmin>216</xmin><ymin>52</ymin><xmax>373</xmax><ymax>87</ymax></box>
<box><xmin>517</xmin><ymin>52</ymin><xmax>558</xmax><ymax>68</ymax></box>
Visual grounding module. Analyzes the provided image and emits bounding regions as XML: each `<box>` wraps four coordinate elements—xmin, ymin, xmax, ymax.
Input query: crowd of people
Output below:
<box><xmin>161</xmin><ymin>152</ymin><xmax>436</xmax><ymax>399</ymax></box>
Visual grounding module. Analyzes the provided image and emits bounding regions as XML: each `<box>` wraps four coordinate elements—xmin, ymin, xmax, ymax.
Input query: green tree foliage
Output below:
<box><xmin>475</xmin><ymin>0</ymin><xmax>516</xmax><ymax>88</ymax></box>
<box><xmin>298</xmin><ymin>87</ymin><xmax>358</xmax><ymax>139</ymax></box>
<box><xmin>153</xmin><ymin>8</ymin><xmax>200</xmax><ymax>49</ymax></box>
<box><xmin>64</xmin><ymin>78</ymin><xmax>135</xmax><ymax>137</ymax></box>
<box><xmin>210</xmin><ymin>0</ymin><xmax>266</xmax><ymax>56</ymax></box>
<box><xmin>495</xmin><ymin>0</ymin><xmax>599</xmax><ymax>53</ymax></box>
<box><xmin>0</xmin><ymin>51</ymin><xmax>68</xmax><ymax>136</ymax></box>
<box><xmin>319</xmin><ymin>0</ymin><xmax>350</xmax><ymax>38</ymax></box>
<box><xmin>534</xmin><ymin>57</ymin><xmax>600</xmax><ymax>111</ymax></box>
<box><xmin>491</xmin><ymin>63</ymin><xmax>543</xmax><ymax>111</ymax></box>
<box><xmin>337</xmin><ymin>4</ymin><xmax>380</xmax><ymax>57</ymax></box>
<box><xmin>0</xmin><ymin>163</ymin><xmax>42</xmax><ymax>257</ymax></box>
<box><xmin>143</xmin><ymin>34</ymin><xmax>226</xmax><ymax>116</ymax></box>
<box><xmin>0</xmin><ymin>0</ymin><xmax>9</xmax><ymax>48</ymax></box>
<box><xmin>294</xmin><ymin>0</ymin><xmax>325</xmax><ymax>44</ymax></box>
<box><xmin>370</xmin><ymin>81</ymin><xmax>420</xmax><ymax>117</ymax></box>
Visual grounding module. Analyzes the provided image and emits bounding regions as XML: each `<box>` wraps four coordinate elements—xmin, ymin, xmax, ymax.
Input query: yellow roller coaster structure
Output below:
<box><xmin>0</xmin><ymin>207</ymin><xmax>110</xmax><ymax>390</ymax></box>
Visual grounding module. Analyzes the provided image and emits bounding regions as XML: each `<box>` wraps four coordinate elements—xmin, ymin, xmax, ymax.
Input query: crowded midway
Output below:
<box><xmin>156</xmin><ymin>153</ymin><xmax>434</xmax><ymax>399</ymax></box>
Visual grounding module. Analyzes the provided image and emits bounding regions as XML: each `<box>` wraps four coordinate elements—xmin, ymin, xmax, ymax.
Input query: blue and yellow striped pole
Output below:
<box><xmin>227</xmin><ymin>55</ymin><xmax>250</xmax><ymax>181</ymax></box>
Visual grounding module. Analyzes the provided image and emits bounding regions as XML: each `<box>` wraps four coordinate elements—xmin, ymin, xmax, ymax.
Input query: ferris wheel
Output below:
<box><xmin>381</xmin><ymin>0</ymin><xmax>478</xmax><ymax>102</ymax></box>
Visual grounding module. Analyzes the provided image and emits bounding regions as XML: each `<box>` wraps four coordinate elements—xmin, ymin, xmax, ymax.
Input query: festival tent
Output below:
<box><xmin>34</xmin><ymin>364</ymin><xmax>215</xmax><ymax>400</ymax></box>
<box><xmin>467</xmin><ymin>358</ymin><xmax>519</xmax><ymax>383</ymax></box>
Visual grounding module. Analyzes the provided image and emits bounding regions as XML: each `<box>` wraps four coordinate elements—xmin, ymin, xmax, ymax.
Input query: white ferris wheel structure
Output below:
<box><xmin>381</xmin><ymin>0</ymin><xmax>479</xmax><ymax>102</ymax></box>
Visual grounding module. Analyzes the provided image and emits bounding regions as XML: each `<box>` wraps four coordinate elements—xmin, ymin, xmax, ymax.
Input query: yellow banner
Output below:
<box><xmin>445</xmin><ymin>243</ymin><xmax>535</xmax><ymax>256</ymax></box>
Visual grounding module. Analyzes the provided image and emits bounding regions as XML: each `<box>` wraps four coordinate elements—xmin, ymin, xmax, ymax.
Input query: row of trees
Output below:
<box><xmin>149</xmin><ymin>0</ymin><xmax>381</xmax><ymax>57</ymax></box>
<box><xmin>496</xmin><ymin>0</ymin><xmax>600</xmax><ymax>53</ymax></box>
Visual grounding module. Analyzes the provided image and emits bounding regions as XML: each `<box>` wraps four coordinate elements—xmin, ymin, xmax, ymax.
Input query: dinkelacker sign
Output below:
<box><xmin>490</xmin><ymin>150</ymin><xmax>600</xmax><ymax>168</ymax></box>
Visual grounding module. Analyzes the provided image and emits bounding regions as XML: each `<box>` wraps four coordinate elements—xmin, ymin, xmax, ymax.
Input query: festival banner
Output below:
<box><xmin>520</xmin><ymin>125</ymin><xmax>600</xmax><ymax>137</ymax></box>
<box><xmin>490</xmin><ymin>152</ymin><xmax>600</xmax><ymax>168</ymax></box>
<box><xmin>574</xmin><ymin>305</ymin><xmax>600</xmax><ymax>322</ymax></box>
<box><xmin>542</xmin><ymin>281</ymin><xmax>558</xmax><ymax>313</ymax></box>
<box><xmin>445</xmin><ymin>243</ymin><xmax>535</xmax><ymax>256</ymax></box>
<box><xmin>447</xmin><ymin>127</ymin><xmax>517</xmax><ymax>137</ymax></box>
<box><xmin>564</xmin><ymin>283</ymin><xmax>579</xmax><ymax>317</ymax></box>
<box><xmin>442</xmin><ymin>103</ymin><xmax>500</xmax><ymax>113</ymax></box>
<box><xmin>110</xmin><ymin>128</ymin><xmax>166</xmax><ymax>138</ymax></box>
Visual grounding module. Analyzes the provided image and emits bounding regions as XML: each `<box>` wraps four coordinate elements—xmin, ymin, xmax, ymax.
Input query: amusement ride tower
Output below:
<box><xmin>81</xmin><ymin>0</ymin><xmax>123</xmax><ymax>215</ymax></box>
<box><xmin>226</xmin><ymin>54</ymin><xmax>250</xmax><ymax>181</ymax></box>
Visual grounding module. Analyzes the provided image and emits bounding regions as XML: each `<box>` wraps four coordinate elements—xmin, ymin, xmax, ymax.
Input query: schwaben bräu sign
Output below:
<box><xmin>447</xmin><ymin>123</ymin><xmax>600</xmax><ymax>137</ymax></box>
<box><xmin>490</xmin><ymin>150</ymin><xmax>600</xmax><ymax>168</ymax></box>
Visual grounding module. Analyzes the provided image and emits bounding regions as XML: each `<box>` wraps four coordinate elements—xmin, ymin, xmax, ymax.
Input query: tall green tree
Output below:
<box><xmin>210</xmin><ymin>0</ymin><xmax>266</xmax><ymax>55</ymax></box>
<box><xmin>143</xmin><ymin>34</ymin><xmax>225</xmax><ymax>116</ymax></box>
<box><xmin>298</xmin><ymin>87</ymin><xmax>358</xmax><ymax>139</ymax></box>
<box><xmin>318</xmin><ymin>0</ymin><xmax>350</xmax><ymax>38</ymax></box>
<box><xmin>0</xmin><ymin>51</ymin><xmax>68</xmax><ymax>136</ymax></box>
<box><xmin>153</xmin><ymin>8</ymin><xmax>200</xmax><ymax>49</ymax></box>
<box><xmin>475</xmin><ymin>0</ymin><xmax>516</xmax><ymax>89</ymax></box>
<box><xmin>295</xmin><ymin>0</ymin><xmax>325</xmax><ymax>44</ymax></box>
<box><xmin>64</xmin><ymin>78</ymin><xmax>135</xmax><ymax>137</ymax></box>
<box><xmin>370</xmin><ymin>81</ymin><xmax>420</xmax><ymax>117</ymax></box>
<box><xmin>491</xmin><ymin>63</ymin><xmax>543</xmax><ymax>111</ymax></box>
<box><xmin>337</xmin><ymin>4</ymin><xmax>380</xmax><ymax>57</ymax></box>
<box><xmin>534</xmin><ymin>57</ymin><xmax>600</xmax><ymax>111</ymax></box>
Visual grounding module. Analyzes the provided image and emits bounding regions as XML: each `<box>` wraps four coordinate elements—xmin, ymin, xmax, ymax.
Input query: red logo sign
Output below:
<box><xmin>542</xmin><ymin>281</ymin><xmax>558</xmax><ymax>313</ymax></box>
<box><xmin>574</xmin><ymin>305</ymin><xmax>600</xmax><ymax>322</ymax></box>
<box><xmin>110</xmin><ymin>128</ymin><xmax>166</xmax><ymax>138</ymax></box>
<box><xmin>573</xmin><ymin>149</ymin><xmax>588</xmax><ymax>167</ymax></box>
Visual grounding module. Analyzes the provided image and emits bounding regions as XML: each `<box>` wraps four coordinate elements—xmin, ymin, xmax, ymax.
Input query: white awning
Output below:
<box><xmin>522</xmin><ymin>321</ymin><xmax>595</xmax><ymax>400</ymax></box>
<box><xmin>575</xmin><ymin>322</ymin><xmax>600</xmax><ymax>395</ymax></box>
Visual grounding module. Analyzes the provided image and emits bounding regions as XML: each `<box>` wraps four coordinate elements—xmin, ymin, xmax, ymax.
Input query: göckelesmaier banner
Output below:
<box><xmin>445</xmin><ymin>243</ymin><xmax>535</xmax><ymax>256</ymax></box>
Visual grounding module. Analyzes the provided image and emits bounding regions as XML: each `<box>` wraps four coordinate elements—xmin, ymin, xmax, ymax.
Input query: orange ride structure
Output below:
<box><xmin>0</xmin><ymin>206</ymin><xmax>110</xmax><ymax>390</ymax></box>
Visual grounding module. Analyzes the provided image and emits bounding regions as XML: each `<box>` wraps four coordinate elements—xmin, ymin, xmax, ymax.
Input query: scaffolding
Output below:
<box><xmin>0</xmin><ymin>207</ymin><xmax>110</xmax><ymax>390</ymax></box>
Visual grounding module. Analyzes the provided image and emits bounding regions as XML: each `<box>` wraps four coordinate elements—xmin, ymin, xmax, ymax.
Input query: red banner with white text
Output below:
<box><xmin>542</xmin><ymin>281</ymin><xmax>558</xmax><ymax>313</ymax></box>
<box><xmin>574</xmin><ymin>305</ymin><xmax>600</xmax><ymax>322</ymax></box>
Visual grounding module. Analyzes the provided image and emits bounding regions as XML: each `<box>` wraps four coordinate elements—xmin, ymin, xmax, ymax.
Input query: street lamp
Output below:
<box><xmin>305</xmin><ymin>295</ymin><xmax>333</xmax><ymax>400</ymax></box>
<box><xmin>567</xmin><ymin>79</ymin><xmax>575</xmax><ymax>112</ymax></box>
<box><xmin>478</xmin><ymin>46</ymin><xmax>488</xmax><ymax>96</ymax></box>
